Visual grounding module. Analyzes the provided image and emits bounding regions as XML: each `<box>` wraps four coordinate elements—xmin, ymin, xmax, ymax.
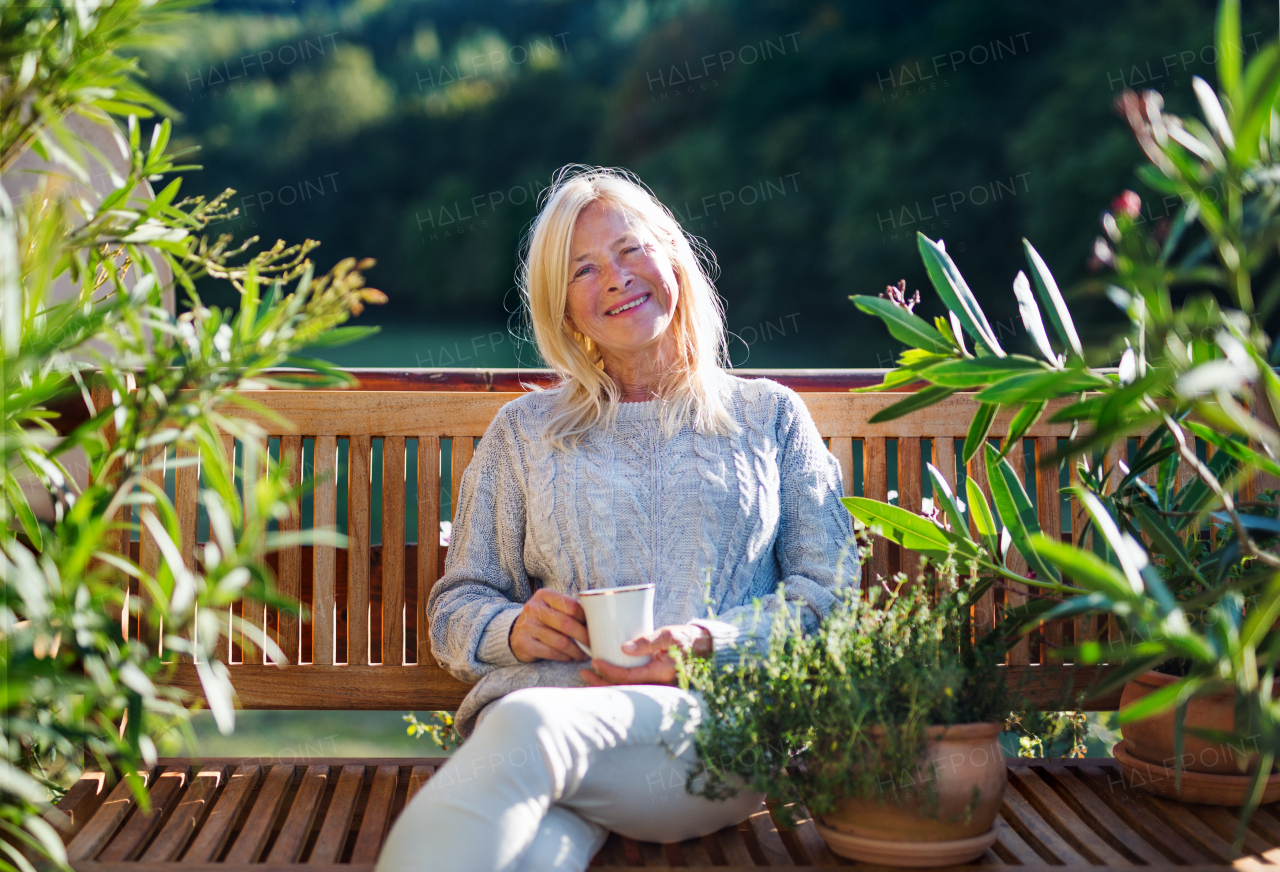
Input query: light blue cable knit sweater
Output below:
<box><xmin>428</xmin><ymin>374</ymin><xmax>858</xmax><ymax>736</ymax></box>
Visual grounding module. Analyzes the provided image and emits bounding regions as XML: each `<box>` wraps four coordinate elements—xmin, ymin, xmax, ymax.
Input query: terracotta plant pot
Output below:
<box><xmin>1112</xmin><ymin>740</ymin><xmax>1280</xmax><ymax>805</ymax></box>
<box><xmin>814</xmin><ymin>722</ymin><xmax>1007</xmax><ymax>867</ymax></box>
<box><xmin>1120</xmin><ymin>671</ymin><xmax>1257</xmax><ymax>775</ymax></box>
<box><xmin>1116</xmin><ymin>671</ymin><xmax>1280</xmax><ymax>805</ymax></box>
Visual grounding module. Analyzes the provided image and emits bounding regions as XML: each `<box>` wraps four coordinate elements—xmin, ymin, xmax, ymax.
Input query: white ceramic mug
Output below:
<box><xmin>575</xmin><ymin>583</ymin><xmax>655</xmax><ymax>668</ymax></box>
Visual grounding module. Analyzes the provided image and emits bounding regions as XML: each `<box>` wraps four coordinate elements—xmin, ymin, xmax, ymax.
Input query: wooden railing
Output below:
<box><xmin>96</xmin><ymin>369</ymin><xmax>1171</xmax><ymax>711</ymax></box>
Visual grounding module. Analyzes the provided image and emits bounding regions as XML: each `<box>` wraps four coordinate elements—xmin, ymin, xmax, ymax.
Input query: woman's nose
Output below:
<box><xmin>603</xmin><ymin>260</ymin><xmax>631</xmax><ymax>292</ymax></box>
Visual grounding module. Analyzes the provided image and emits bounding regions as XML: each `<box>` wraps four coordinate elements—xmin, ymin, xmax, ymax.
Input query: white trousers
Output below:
<box><xmin>376</xmin><ymin>685</ymin><xmax>764</xmax><ymax>872</ymax></box>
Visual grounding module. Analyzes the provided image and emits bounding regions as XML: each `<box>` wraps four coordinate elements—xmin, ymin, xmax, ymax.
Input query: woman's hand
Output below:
<box><xmin>580</xmin><ymin>623</ymin><xmax>713</xmax><ymax>687</ymax></box>
<box><xmin>510</xmin><ymin>589</ymin><xmax>591</xmax><ymax>663</ymax></box>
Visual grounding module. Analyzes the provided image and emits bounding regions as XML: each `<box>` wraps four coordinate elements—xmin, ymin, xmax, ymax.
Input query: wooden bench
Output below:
<box><xmin>55</xmin><ymin>369</ymin><xmax>1278</xmax><ymax>870</ymax></box>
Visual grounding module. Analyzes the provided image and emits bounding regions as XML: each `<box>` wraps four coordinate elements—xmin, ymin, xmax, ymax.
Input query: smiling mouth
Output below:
<box><xmin>606</xmin><ymin>293</ymin><xmax>650</xmax><ymax>316</ymax></box>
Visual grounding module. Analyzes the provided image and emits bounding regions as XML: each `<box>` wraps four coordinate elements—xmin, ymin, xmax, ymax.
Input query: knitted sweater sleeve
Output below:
<box><xmin>426</xmin><ymin>408</ymin><xmax>529</xmax><ymax>682</ymax></box>
<box><xmin>691</xmin><ymin>386</ymin><xmax>858</xmax><ymax>668</ymax></box>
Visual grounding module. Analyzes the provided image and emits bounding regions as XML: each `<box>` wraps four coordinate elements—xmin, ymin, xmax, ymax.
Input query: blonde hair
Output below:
<box><xmin>518</xmin><ymin>165</ymin><xmax>736</xmax><ymax>450</ymax></box>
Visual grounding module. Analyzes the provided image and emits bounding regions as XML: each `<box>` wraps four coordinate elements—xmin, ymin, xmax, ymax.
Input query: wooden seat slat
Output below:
<box><xmin>1004</xmin><ymin>439</ymin><xmax>1032</xmax><ymax>668</ymax></box>
<box><xmin>65</xmin><ymin>768</ymin><xmax>154</xmax><ymax>861</ymax></box>
<box><xmin>310</xmin><ymin>764</ymin><xmax>365</xmax><ymax>864</ymax></box>
<box><xmin>137</xmin><ymin>444</ymin><xmax>165</xmax><ymax>651</ymax></box>
<box><xmin>312</xmin><ymin>436</ymin><xmax>338</xmax><ymax>666</ymax></box>
<box><xmin>404</xmin><ymin>764</ymin><xmax>435</xmax><ymax>805</ymax></box>
<box><xmin>349</xmin><ymin>765</ymin><xmax>398</xmax><ymax>864</ymax></box>
<box><xmin>241</xmin><ymin>440</ymin><xmax>264</xmax><ymax>666</ymax></box>
<box><xmin>277</xmin><ymin>435</ymin><xmax>304</xmax><ymax>665</ymax></box>
<box><xmin>1194</xmin><ymin>804</ymin><xmax>1278</xmax><ymax>858</ymax></box>
<box><xmin>183</xmin><ymin>763</ymin><xmax>260</xmax><ymax>862</ymax></box>
<box><xmin>675</xmin><ymin>835</ymin><xmax>715</xmax><ymax>866</ymax></box>
<box><xmin>1007</xmin><ymin>765</ymin><xmax>1134</xmax><ymax>866</ymax></box>
<box><xmin>449</xmin><ymin>435</ymin><xmax>475</xmax><ymax>564</ymax></box>
<box><xmin>708</xmin><ymin>823</ymin><xmax>756</xmax><ymax>866</ymax></box>
<box><xmin>1140</xmin><ymin>791</ymin><xmax>1246</xmax><ymax>862</ymax></box>
<box><xmin>174</xmin><ymin>443</ymin><xmax>200</xmax><ymax>581</ymax></box>
<box><xmin>965</xmin><ymin>447</ymin><xmax>997</xmax><ymax>638</ymax></box>
<box><xmin>140</xmin><ymin>765</ymin><xmax>225</xmax><ymax>861</ymax></box>
<box><xmin>1034</xmin><ymin>762</ymin><xmax>1171</xmax><ymax>865</ymax></box>
<box><xmin>266</xmin><ymin>764</ymin><xmax>330</xmax><ymax>863</ymax></box>
<box><xmin>57</xmin><ymin>773</ymin><xmax>109</xmax><ymax>844</ymax></box>
<box><xmin>415</xmin><ymin>435</ymin><xmax>441</xmax><ymax>665</ymax></box>
<box><xmin>1035</xmin><ymin>437</ymin><xmax>1064</xmax><ymax>666</ymax></box>
<box><xmin>348</xmin><ymin>435</ymin><xmax>372</xmax><ymax>667</ymax></box>
<box><xmin>98</xmin><ymin>765</ymin><xmax>189</xmax><ymax>862</ymax></box>
<box><xmin>744</xmin><ymin>801</ymin><xmax>796</xmax><ymax>866</ymax></box>
<box><xmin>382</xmin><ymin>437</ymin><xmax>406</xmax><ymax>666</ymax></box>
<box><xmin>589</xmin><ymin>832</ymin><xmax>627</xmax><ymax>866</ymax></box>
<box><xmin>1072</xmin><ymin>762</ymin><xmax>1219</xmax><ymax>864</ymax></box>
<box><xmin>827</xmin><ymin>436</ymin><xmax>853</xmax><ymax>502</ymax></box>
<box><xmin>634</xmin><ymin>838</ymin><xmax>668</xmax><ymax>866</ymax></box>
<box><xmin>991</xmin><ymin>814</ymin><xmax>1046</xmax><ymax>865</ymax></box>
<box><xmin>1000</xmin><ymin>786</ymin><xmax>1092</xmax><ymax>866</ymax></box>
<box><xmin>766</xmin><ymin>801</ymin><xmax>841</xmax><ymax>866</ymax></box>
<box><xmin>1251</xmin><ymin>807</ymin><xmax>1280</xmax><ymax>845</ymax></box>
<box><xmin>897</xmin><ymin>436</ymin><xmax>924</xmax><ymax>583</ymax></box>
<box><xmin>224</xmin><ymin>764</ymin><xmax>296</xmax><ymax>864</ymax></box>
<box><xmin>862</xmin><ymin>435</ymin><xmax>889</xmax><ymax>586</ymax></box>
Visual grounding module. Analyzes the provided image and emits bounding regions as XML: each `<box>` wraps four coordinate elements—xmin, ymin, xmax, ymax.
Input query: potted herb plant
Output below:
<box><xmin>678</xmin><ymin>556</ymin><xmax>1012</xmax><ymax>867</ymax></box>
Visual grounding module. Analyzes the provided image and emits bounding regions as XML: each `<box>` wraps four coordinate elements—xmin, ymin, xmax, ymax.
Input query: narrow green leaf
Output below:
<box><xmin>1240</xmin><ymin>573</ymin><xmax>1280</xmax><ymax>650</ymax></box>
<box><xmin>917</xmin><ymin>233</ymin><xmax>1004</xmax><ymax>356</ymax></box>
<box><xmin>853</xmin><ymin>367</ymin><xmax>927</xmax><ymax>394</ymax></box>
<box><xmin>1004</xmin><ymin>400</ymin><xmax>1046</xmax><ymax>451</ymax></box>
<box><xmin>1133</xmin><ymin>504</ymin><xmax>1201</xmax><ymax>581</ymax></box>
<box><xmin>963</xmin><ymin>403</ymin><xmax>997</xmax><ymax>463</ymax></box>
<box><xmin>965</xmin><ymin>477</ymin><xmax>999</xmax><ymax>555</ymax></box>
<box><xmin>842</xmin><ymin>497</ymin><xmax>977</xmax><ymax>559</ymax></box>
<box><xmin>1236</xmin><ymin>45</ymin><xmax>1280</xmax><ymax>166</ymax></box>
<box><xmin>867</xmin><ymin>386</ymin><xmax>956</xmax><ymax>423</ymax></box>
<box><xmin>304</xmin><ymin>325</ymin><xmax>382</xmax><ymax>348</ymax></box>
<box><xmin>1215</xmin><ymin>0</ymin><xmax>1242</xmax><ymax>112</ymax></box>
<box><xmin>1012</xmin><ymin>271</ymin><xmax>1059</xmax><ymax>365</ymax></box>
<box><xmin>1185</xmin><ymin>421</ymin><xmax>1280</xmax><ymax>479</ymax></box>
<box><xmin>974</xmin><ymin>367</ymin><xmax>1104</xmax><ymax>405</ymax></box>
<box><xmin>851</xmin><ymin>295</ymin><xmax>951</xmax><ymax>354</ymax></box>
<box><xmin>1028</xmin><ymin>533</ymin><xmax>1132</xmax><ymax>602</ymax></box>
<box><xmin>926</xmin><ymin>463</ymin><xmax>970</xmax><ymax>544</ymax></box>
<box><xmin>986</xmin><ymin>443</ymin><xmax>1060</xmax><ymax>582</ymax></box>
<box><xmin>1021</xmin><ymin>239</ymin><xmax>1082</xmax><ymax>357</ymax></box>
<box><xmin>1173</xmin><ymin>446</ymin><xmax>1238</xmax><ymax>520</ymax></box>
<box><xmin>1118</xmin><ymin>675</ymin><xmax>1205</xmax><ymax>724</ymax></box>
<box><xmin>3</xmin><ymin>474</ymin><xmax>43</xmax><ymax>550</ymax></box>
<box><xmin>920</xmin><ymin>356</ymin><xmax>1045</xmax><ymax>388</ymax></box>
<box><xmin>1077</xmin><ymin>489</ymin><xmax>1145</xmax><ymax>594</ymax></box>
<box><xmin>1022</xmin><ymin>592</ymin><xmax>1114</xmax><ymax>633</ymax></box>
<box><xmin>1239</xmin><ymin>752</ymin><xmax>1276</xmax><ymax>848</ymax></box>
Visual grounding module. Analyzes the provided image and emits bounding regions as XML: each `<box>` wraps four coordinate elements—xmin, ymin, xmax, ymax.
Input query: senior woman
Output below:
<box><xmin>377</xmin><ymin>166</ymin><xmax>856</xmax><ymax>872</ymax></box>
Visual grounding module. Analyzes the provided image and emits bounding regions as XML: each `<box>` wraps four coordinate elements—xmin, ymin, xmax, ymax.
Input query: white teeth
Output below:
<box><xmin>607</xmin><ymin>294</ymin><xmax>649</xmax><ymax>315</ymax></box>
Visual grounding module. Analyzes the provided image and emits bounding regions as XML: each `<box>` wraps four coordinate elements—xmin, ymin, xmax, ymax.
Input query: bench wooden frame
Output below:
<box><xmin>58</xmin><ymin>370</ymin><xmax>1273</xmax><ymax>869</ymax></box>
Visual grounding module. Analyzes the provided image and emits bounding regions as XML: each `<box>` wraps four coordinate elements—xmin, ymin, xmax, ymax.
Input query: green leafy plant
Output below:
<box><xmin>844</xmin><ymin>0</ymin><xmax>1280</xmax><ymax>842</ymax></box>
<box><xmin>0</xmin><ymin>1</ymin><xmax>385</xmax><ymax>868</ymax></box>
<box><xmin>677</xmin><ymin>554</ymin><xmax>1010</xmax><ymax>824</ymax></box>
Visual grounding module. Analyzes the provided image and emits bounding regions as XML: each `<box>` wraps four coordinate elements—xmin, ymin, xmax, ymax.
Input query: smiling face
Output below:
<box><xmin>564</xmin><ymin>201</ymin><xmax>680</xmax><ymax>367</ymax></box>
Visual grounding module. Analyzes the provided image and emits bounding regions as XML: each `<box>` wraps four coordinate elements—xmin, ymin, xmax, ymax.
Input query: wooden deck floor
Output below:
<box><xmin>56</xmin><ymin>757</ymin><xmax>1280</xmax><ymax>870</ymax></box>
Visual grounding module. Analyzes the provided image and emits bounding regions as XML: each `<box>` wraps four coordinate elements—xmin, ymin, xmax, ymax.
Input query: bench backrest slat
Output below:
<box><xmin>143</xmin><ymin>388</ymin><xmax>1188</xmax><ymax>710</ymax></box>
